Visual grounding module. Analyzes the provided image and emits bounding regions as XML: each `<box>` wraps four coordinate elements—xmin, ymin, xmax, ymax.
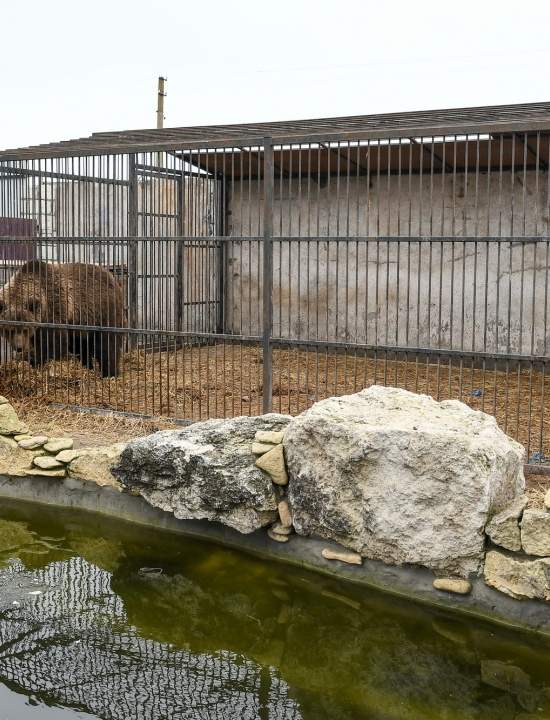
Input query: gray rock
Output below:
<box><xmin>284</xmin><ymin>386</ymin><xmax>525</xmax><ymax>577</ymax></box>
<box><xmin>484</xmin><ymin>549</ymin><xmax>550</xmax><ymax>601</ymax></box>
<box><xmin>486</xmin><ymin>495</ymin><xmax>527</xmax><ymax>551</ymax></box>
<box><xmin>113</xmin><ymin>414</ymin><xmax>291</xmax><ymax>534</ymax></box>
<box><xmin>521</xmin><ymin>509</ymin><xmax>550</xmax><ymax>556</ymax></box>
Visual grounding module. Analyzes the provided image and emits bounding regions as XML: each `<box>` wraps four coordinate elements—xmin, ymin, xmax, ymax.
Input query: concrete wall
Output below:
<box><xmin>225</xmin><ymin>171</ymin><xmax>550</xmax><ymax>356</ymax></box>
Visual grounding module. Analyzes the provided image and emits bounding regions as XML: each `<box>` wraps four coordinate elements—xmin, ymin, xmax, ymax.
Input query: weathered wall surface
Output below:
<box><xmin>226</xmin><ymin>171</ymin><xmax>550</xmax><ymax>356</ymax></box>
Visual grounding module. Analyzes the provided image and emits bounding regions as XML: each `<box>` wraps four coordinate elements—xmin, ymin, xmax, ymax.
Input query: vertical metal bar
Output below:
<box><xmin>262</xmin><ymin>137</ymin><xmax>274</xmax><ymax>414</ymax></box>
<box><xmin>128</xmin><ymin>154</ymin><xmax>138</xmax><ymax>347</ymax></box>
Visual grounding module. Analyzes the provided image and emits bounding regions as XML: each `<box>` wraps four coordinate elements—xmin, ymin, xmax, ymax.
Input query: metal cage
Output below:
<box><xmin>2</xmin><ymin>101</ymin><xmax>550</xmax><ymax>464</ymax></box>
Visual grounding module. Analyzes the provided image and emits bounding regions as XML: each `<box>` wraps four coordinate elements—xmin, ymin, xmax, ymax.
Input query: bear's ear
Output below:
<box><xmin>19</xmin><ymin>260</ymin><xmax>49</xmax><ymax>275</ymax></box>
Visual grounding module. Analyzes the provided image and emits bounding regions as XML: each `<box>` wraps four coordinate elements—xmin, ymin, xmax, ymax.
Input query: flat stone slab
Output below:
<box><xmin>255</xmin><ymin>430</ymin><xmax>285</xmax><ymax>444</ymax></box>
<box><xmin>33</xmin><ymin>456</ymin><xmax>64</xmax><ymax>470</ymax></box>
<box><xmin>484</xmin><ymin>549</ymin><xmax>550</xmax><ymax>601</ymax></box>
<box><xmin>44</xmin><ymin>438</ymin><xmax>74</xmax><ymax>453</ymax></box>
<box><xmin>26</xmin><ymin>468</ymin><xmax>66</xmax><ymax>478</ymax></box>
<box><xmin>521</xmin><ymin>509</ymin><xmax>550</xmax><ymax>556</ymax></box>
<box><xmin>18</xmin><ymin>436</ymin><xmax>49</xmax><ymax>450</ymax></box>
<box><xmin>251</xmin><ymin>442</ymin><xmax>274</xmax><ymax>455</ymax></box>
<box><xmin>55</xmin><ymin>449</ymin><xmax>80</xmax><ymax>464</ymax></box>
<box><xmin>486</xmin><ymin>496</ymin><xmax>527</xmax><ymax>552</ymax></box>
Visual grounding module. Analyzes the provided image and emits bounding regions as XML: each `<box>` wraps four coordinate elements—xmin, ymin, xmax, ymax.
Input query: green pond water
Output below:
<box><xmin>0</xmin><ymin>500</ymin><xmax>548</xmax><ymax>720</ymax></box>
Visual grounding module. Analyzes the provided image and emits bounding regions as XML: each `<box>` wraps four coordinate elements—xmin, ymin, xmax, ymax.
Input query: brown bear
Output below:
<box><xmin>0</xmin><ymin>260</ymin><xmax>126</xmax><ymax>377</ymax></box>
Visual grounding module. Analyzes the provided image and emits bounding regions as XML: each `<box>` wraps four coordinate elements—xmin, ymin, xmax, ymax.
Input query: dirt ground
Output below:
<box><xmin>3</xmin><ymin>343</ymin><xmax>549</xmax><ymax>504</ymax></box>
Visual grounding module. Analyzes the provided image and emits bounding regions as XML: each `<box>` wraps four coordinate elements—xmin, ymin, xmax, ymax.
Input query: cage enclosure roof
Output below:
<box><xmin>2</xmin><ymin>101</ymin><xmax>550</xmax><ymax>160</ymax></box>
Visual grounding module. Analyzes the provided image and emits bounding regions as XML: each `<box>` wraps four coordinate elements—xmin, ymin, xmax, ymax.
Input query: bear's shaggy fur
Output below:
<box><xmin>0</xmin><ymin>261</ymin><xmax>126</xmax><ymax>377</ymax></box>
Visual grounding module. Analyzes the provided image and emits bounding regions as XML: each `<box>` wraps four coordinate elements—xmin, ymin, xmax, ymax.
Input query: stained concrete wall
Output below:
<box><xmin>225</xmin><ymin>171</ymin><xmax>550</xmax><ymax>356</ymax></box>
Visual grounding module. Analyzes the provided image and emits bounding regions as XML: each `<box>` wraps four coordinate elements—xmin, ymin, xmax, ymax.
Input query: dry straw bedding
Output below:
<box><xmin>2</xmin><ymin>342</ymin><xmax>548</xmax><ymax>504</ymax></box>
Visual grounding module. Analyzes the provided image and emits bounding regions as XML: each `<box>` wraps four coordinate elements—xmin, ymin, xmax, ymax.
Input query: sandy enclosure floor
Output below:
<box><xmin>2</xmin><ymin>342</ymin><xmax>550</xmax><ymax>501</ymax></box>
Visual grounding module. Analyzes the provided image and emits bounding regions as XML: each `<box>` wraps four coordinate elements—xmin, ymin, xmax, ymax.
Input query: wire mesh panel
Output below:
<box><xmin>1</xmin><ymin>127</ymin><xmax>550</xmax><ymax>463</ymax></box>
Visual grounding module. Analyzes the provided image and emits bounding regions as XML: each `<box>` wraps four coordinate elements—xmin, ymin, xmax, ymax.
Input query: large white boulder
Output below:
<box><xmin>112</xmin><ymin>414</ymin><xmax>291</xmax><ymax>534</ymax></box>
<box><xmin>284</xmin><ymin>386</ymin><xmax>525</xmax><ymax>576</ymax></box>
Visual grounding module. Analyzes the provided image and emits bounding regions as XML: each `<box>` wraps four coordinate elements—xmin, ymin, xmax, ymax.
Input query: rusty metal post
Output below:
<box><xmin>262</xmin><ymin>137</ymin><xmax>274</xmax><ymax>414</ymax></box>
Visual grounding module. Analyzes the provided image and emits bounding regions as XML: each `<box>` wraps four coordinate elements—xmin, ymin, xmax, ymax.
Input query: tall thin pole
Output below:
<box><xmin>156</xmin><ymin>76</ymin><xmax>167</xmax><ymax>129</ymax></box>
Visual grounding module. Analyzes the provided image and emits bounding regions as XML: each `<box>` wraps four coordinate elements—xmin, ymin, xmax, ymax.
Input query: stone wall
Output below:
<box><xmin>0</xmin><ymin>387</ymin><xmax>548</xmax><ymax>610</ymax></box>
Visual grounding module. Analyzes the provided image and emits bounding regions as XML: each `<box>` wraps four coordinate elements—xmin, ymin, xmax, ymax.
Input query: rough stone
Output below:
<box><xmin>112</xmin><ymin>414</ymin><xmax>291</xmax><ymax>534</ymax></box>
<box><xmin>0</xmin><ymin>403</ymin><xmax>28</xmax><ymax>436</ymax></box>
<box><xmin>521</xmin><ymin>509</ymin><xmax>550</xmax><ymax>556</ymax></box>
<box><xmin>255</xmin><ymin>444</ymin><xmax>288</xmax><ymax>486</ymax></box>
<box><xmin>277</xmin><ymin>499</ymin><xmax>293</xmax><ymax>528</ymax></box>
<box><xmin>44</xmin><ymin>437</ymin><xmax>74</xmax><ymax>453</ymax></box>
<box><xmin>18</xmin><ymin>436</ymin><xmax>49</xmax><ymax>450</ymax></box>
<box><xmin>0</xmin><ymin>396</ymin><xmax>8</xmax><ymax>405</ymax></box>
<box><xmin>26</xmin><ymin>467</ymin><xmax>66</xmax><ymax>478</ymax></box>
<box><xmin>255</xmin><ymin>430</ymin><xmax>285</xmax><ymax>445</ymax></box>
<box><xmin>0</xmin><ymin>443</ymin><xmax>45</xmax><ymax>476</ymax></box>
<box><xmin>251</xmin><ymin>442</ymin><xmax>274</xmax><ymax>455</ymax></box>
<box><xmin>0</xmin><ymin>435</ymin><xmax>18</xmax><ymax>450</ymax></box>
<box><xmin>55</xmin><ymin>449</ymin><xmax>80</xmax><ymax>464</ymax></box>
<box><xmin>267</xmin><ymin>528</ymin><xmax>289</xmax><ymax>543</ymax></box>
<box><xmin>432</xmin><ymin>578</ymin><xmax>472</xmax><ymax>595</ymax></box>
<box><xmin>322</xmin><ymin>548</ymin><xmax>363</xmax><ymax>565</ymax></box>
<box><xmin>69</xmin><ymin>444</ymin><xmax>126</xmax><ymax>490</ymax></box>
<box><xmin>484</xmin><ymin>550</ymin><xmax>550</xmax><ymax>601</ymax></box>
<box><xmin>285</xmin><ymin>386</ymin><xmax>525</xmax><ymax>577</ymax></box>
<box><xmin>486</xmin><ymin>495</ymin><xmax>527</xmax><ymax>551</ymax></box>
<box><xmin>33</xmin><ymin>455</ymin><xmax>64</xmax><ymax>470</ymax></box>
<box><xmin>545</xmin><ymin>489</ymin><xmax>550</xmax><ymax>512</ymax></box>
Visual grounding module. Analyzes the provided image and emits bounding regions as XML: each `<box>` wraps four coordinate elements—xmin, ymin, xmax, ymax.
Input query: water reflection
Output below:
<box><xmin>0</xmin><ymin>501</ymin><xmax>548</xmax><ymax>720</ymax></box>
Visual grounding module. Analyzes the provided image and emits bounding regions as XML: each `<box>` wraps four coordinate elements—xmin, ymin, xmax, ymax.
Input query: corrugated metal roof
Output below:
<box><xmin>3</xmin><ymin>101</ymin><xmax>550</xmax><ymax>160</ymax></box>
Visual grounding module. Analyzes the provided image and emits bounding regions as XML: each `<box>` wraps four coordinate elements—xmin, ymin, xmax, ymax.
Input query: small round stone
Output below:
<box><xmin>267</xmin><ymin>529</ymin><xmax>289</xmax><ymax>543</ymax></box>
<box><xmin>271</xmin><ymin>522</ymin><xmax>292</xmax><ymax>536</ymax></box>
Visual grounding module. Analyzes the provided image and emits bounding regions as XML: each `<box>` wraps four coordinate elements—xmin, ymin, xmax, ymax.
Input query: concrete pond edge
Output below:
<box><xmin>0</xmin><ymin>472</ymin><xmax>549</xmax><ymax>639</ymax></box>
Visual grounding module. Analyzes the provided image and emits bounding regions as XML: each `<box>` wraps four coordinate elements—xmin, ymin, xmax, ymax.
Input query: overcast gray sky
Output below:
<box><xmin>2</xmin><ymin>0</ymin><xmax>550</xmax><ymax>150</ymax></box>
